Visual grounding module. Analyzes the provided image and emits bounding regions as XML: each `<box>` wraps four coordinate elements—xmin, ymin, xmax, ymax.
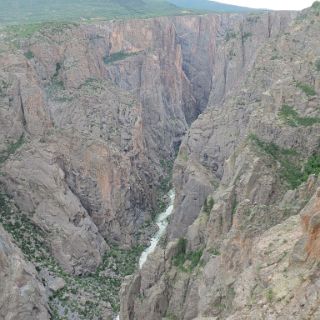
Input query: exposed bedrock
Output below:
<box><xmin>0</xmin><ymin>11</ymin><xmax>295</xmax><ymax>275</ymax></box>
<box><xmin>120</xmin><ymin>5</ymin><xmax>320</xmax><ymax>320</ymax></box>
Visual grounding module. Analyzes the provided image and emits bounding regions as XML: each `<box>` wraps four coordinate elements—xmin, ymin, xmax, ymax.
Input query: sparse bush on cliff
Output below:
<box><xmin>249</xmin><ymin>134</ymin><xmax>302</xmax><ymax>188</ymax></box>
<box><xmin>173</xmin><ymin>238</ymin><xmax>203</xmax><ymax>272</ymax></box>
<box><xmin>24</xmin><ymin>50</ymin><xmax>34</xmax><ymax>59</ymax></box>
<box><xmin>304</xmin><ymin>154</ymin><xmax>320</xmax><ymax>178</ymax></box>
<box><xmin>242</xmin><ymin>32</ymin><xmax>252</xmax><ymax>41</ymax></box>
<box><xmin>279</xmin><ymin>104</ymin><xmax>320</xmax><ymax>127</ymax></box>
<box><xmin>0</xmin><ymin>135</ymin><xmax>25</xmax><ymax>164</ymax></box>
<box><xmin>103</xmin><ymin>51</ymin><xmax>138</xmax><ymax>64</ymax></box>
<box><xmin>249</xmin><ymin>134</ymin><xmax>320</xmax><ymax>189</ymax></box>
<box><xmin>203</xmin><ymin>196</ymin><xmax>214</xmax><ymax>214</ymax></box>
<box><xmin>295</xmin><ymin>81</ymin><xmax>316</xmax><ymax>96</ymax></box>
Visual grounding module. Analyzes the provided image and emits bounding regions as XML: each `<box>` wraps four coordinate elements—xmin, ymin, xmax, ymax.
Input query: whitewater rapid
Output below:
<box><xmin>139</xmin><ymin>189</ymin><xmax>175</xmax><ymax>269</ymax></box>
<box><xmin>115</xmin><ymin>189</ymin><xmax>175</xmax><ymax>320</ymax></box>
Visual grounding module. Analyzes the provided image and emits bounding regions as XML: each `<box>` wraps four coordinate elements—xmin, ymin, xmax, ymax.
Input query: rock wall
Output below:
<box><xmin>0</xmin><ymin>225</ymin><xmax>50</xmax><ymax>320</ymax></box>
<box><xmin>120</xmin><ymin>5</ymin><xmax>320</xmax><ymax>320</ymax></box>
<box><xmin>2</xmin><ymin>4</ymin><xmax>319</xmax><ymax>319</ymax></box>
<box><xmin>0</xmin><ymin>10</ymin><xmax>295</xmax><ymax>274</ymax></box>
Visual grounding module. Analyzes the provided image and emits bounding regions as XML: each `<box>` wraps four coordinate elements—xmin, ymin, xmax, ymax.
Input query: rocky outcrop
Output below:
<box><xmin>1</xmin><ymin>136</ymin><xmax>107</xmax><ymax>275</ymax></box>
<box><xmin>0</xmin><ymin>225</ymin><xmax>50</xmax><ymax>320</ymax></box>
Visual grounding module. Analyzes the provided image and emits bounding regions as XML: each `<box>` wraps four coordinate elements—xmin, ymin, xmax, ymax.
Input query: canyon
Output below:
<box><xmin>0</xmin><ymin>2</ymin><xmax>320</xmax><ymax>320</ymax></box>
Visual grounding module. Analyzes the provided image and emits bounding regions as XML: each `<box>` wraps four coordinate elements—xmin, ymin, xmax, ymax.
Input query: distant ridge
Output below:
<box><xmin>167</xmin><ymin>0</ymin><xmax>260</xmax><ymax>12</ymax></box>
<box><xmin>0</xmin><ymin>0</ymin><xmax>187</xmax><ymax>25</ymax></box>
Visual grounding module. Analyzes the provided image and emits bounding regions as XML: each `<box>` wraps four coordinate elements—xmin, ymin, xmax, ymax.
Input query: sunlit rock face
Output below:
<box><xmin>120</xmin><ymin>5</ymin><xmax>320</xmax><ymax>320</ymax></box>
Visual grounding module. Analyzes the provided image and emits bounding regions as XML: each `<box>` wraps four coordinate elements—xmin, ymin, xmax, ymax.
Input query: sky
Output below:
<box><xmin>212</xmin><ymin>0</ymin><xmax>314</xmax><ymax>10</ymax></box>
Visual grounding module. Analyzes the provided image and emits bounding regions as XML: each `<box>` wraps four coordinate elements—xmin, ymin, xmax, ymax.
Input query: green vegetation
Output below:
<box><xmin>249</xmin><ymin>134</ymin><xmax>302</xmax><ymax>188</ymax></box>
<box><xmin>242</xmin><ymin>32</ymin><xmax>252</xmax><ymax>41</ymax></box>
<box><xmin>164</xmin><ymin>312</ymin><xmax>179</xmax><ymax>320</ymax></box>
<box><xmin>312</xmin><ymin>1</ymin><xmax>320</xmax><ymax>11</ymax></box>
<box><xmin>0</xmin><ymin>135</ymin><xmax>25</xmax><ymax>164</ymax></box>
<box><xmin>279</xmin><ymin>104</ymin><xmax>320</xmax><ymax>127</ymax></box>
<box><xmin>203</xmin><ymin>196</ymin><xmax>214</xmax><ymax>214</ymax></box>
<box><xmin>208</xmin><ymin>247</ymin><xmax>220</xmax><ymax>256</ymax></box>
<box><xmin>168</xmin><ymin>0</ymin><xmax>258</xmax><ymax>13</ymax></box>
<box><xmin>225</xmin><ymin>31</ymin><xmax>237</xmax><ymax>41</ymax></box>
<box><xmin>178</xmin><ymin>148</ymin><xmax>189</xmax><ymax>162</ymax></box>
<box><xmin>295</xmin><ymin>81</ymin><xmax>316</xmax><ymax>97</ymax></box>
<box><xmin>231</xmin><ymin>197</ymin><xmax>238</xmax><ymax>216</ymax></box>
<box><xmin>5</xmin><ymin>23</ymin><xmax>46</xmax><ymax>38</ymax></box>
<box><xmin>24</xmin><ymin>50</ymin><xmax>34</xmax><ymax>59</ymax></box>
<box><xmin>152</xmin><ymin>158</ymin><xmax>174</xmax><ymax>219</ymax></box>
<box><xmin>46</xmin><ymin>62</ymin><xmax>72</xmax><ymax>102</ymax></box>
<box><xmin>0</xmin><ymin>190</ymin><xmax>143</xmax><ymax>319</ymax></box>
<box><xmin>246</xmin><ymin>15</ymin><xmax>260</xmax><ymax>23</ymax></box>
<box><xmin>0</xmin><ymin>79</ymin><xmax>9</xmax><ymax>97</ymax></box>
<box><xmin>316</xmin><ymin>59</ymin><xmax>320</xmax><ymax>72</ymax></box>
<box><xmin>266</xmin><ymin>288</ymin><xmax>274</xmax><ymax>302</ymax></box>
<box><xmin>249</xmin><ymin>134</ymin><xmax>320</xmax><ymax>189</ymax></box>
<box><xmin>172</xmin><ymin>238</ymin><xmax>203</xmax><ymax>272</ymax></box>
<box><xmin>304</xmin><ymin>154</ymin><xmax>320</xmax><ymax>177</ymax></box>
<box><xmin>271</xmin><ymin>54</ymin><xmax>280</xmax><ymax>60</ymax></box>
<box><xmin>0</xmin><ymin>0</ymin><xmax>190</xmax><ymax>26</ymax></box>
<box><xmin>103</xmin><ymin>51</ymin><xmax>139</xmax><ymax>64</ymax></box>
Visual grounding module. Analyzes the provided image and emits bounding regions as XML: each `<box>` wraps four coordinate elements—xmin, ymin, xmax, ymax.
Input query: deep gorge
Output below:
<box><xmin>1</xmin><ymin>3</ymin><xmax>320</xmax><ymax>320</ymax></box>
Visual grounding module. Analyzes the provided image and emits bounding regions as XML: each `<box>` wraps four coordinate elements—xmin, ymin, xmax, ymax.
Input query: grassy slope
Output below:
<box><xmin>0</xmin><ymin>0</ymin><xmax>189</xmax><ymax>25</ymax></box>
<box><xmin>168</xmin><ymin>0</ymin><xmax>259</xmax><ymax>12</ymax></box>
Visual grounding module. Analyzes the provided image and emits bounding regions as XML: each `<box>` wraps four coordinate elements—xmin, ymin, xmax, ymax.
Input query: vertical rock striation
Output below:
<box><xmin>120</xmin><ymin>5</ymin><xmax>320</xmax><ymax>320</ymax></box>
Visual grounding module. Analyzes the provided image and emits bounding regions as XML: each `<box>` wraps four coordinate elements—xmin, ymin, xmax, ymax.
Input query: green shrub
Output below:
<box><xmin>242</xmin><ymin>32</ymin><xmax>252</xmax><ymax>41</ymax></box>
<box><xmin>266</xmin><ymin>288</ymin><xmax>274</xmax><ymax>302</ymax></box>
<box><xmin>0</xmin><ymin>134</ymin><xmax>25</xmax><ymax>164</ymax></box>
<box><xmin>203</xmin><ymin>196</ymin><xmax>214</xmax><ymax>214</ymax></box>
<box><xmin>312</xmin><ymin>1</ymin><xmax>320</xmax><ymax>11</ymax></box>
<box><xmin>296</xmin><ymin>81</ymin><xmax>316</xmax><ymax>96</ymax></box>
<box><xmin>24</xmin><ymin>50</ymin><xmax>34</xmax><ymax>59</ymax></box>
<box><xmin>249</xmin><ymin>134</ymin><xmax>320</xmax><ymax>189</ymax></box>
<box><xmin>249</xmin><ymin>134</ymin><xmax>303</xmax><ymax>189</ymax></box>
<box><xmin>176</xmin><ymin>238</ymin><xmax>187</xmax><ymax>253</ymax></box>
<box><xmin>103</xmin><ymin>51</ymin><xmax>138</xmax><ymax>64</ymax></box>
<box><xmin>231</xmin><ymin>197</ymin><xmax>238</xmax><ymax>216</ymax></box>
<box><xmin>279</xmin><ymin>104</ymin><xmax>320</xmax><ymax>127</ymax></box>
<box><xmin>271</xmin><ymin>55</ymin><xmax>280</xmax><ymax>60</ymax></box>
<box><xmin>304</xmin><ymin>154</ymin><xmax>320</xmax><ymax>178</ymax></box>
<box><xmin>249</xmin><ymin>134</ymin><xmax>297</xmax><ymax>158</ymax></box>
<box><xmin>316</xmin><ymin>59</ymin><xmax>320</xmax><ymax>72</ymax></box>
<box><xmin>208</xmin><ymin>247</ymin><xmax>220</xmax><ymax>256</ymax></box>
<box><xmin>225</xmin><ymin>31</ymin><xmax>237</xmax><ymax>41</ymax></box>
<box><xmin>173</xmin><ymin>238</ymin><xmax>203</xmax><ymax>272</ymax></box>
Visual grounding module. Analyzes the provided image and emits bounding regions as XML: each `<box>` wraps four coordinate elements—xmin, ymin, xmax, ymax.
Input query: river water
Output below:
<box><xmin>115</xmin><ymin>189</ymin><xmax>175</xmax><ymax>320</ymax></box>
<box><xmin>139</xmin><ymin>189</ymin><xmax>175</xmax><ymax>268</ymax></box>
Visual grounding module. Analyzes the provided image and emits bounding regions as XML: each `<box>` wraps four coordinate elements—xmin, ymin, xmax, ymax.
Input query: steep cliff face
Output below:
<box><xmin>0</xmin><ymin>10</ymin><xmax>294</xmax><ymax>270</ymax></box>
<box><xmin>0</xmin><ymin>5</ymin><xmax>316</xmax><ymax>320</ymax></box>
<box><xmin>0</xmin><ymin>223</ymin><xmax>50</xmax><ymax>320</ymax></box>
<box><xmin>120</xmin><ymin>5</ymin><xmax>320</xmax><ymax>320</ymax></box>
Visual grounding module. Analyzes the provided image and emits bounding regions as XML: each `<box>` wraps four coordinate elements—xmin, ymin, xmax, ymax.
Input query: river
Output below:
<box><xmin>115</xmin><ymin>189</ymin><xmax>175</xmax><ymax>320</ymax></box>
